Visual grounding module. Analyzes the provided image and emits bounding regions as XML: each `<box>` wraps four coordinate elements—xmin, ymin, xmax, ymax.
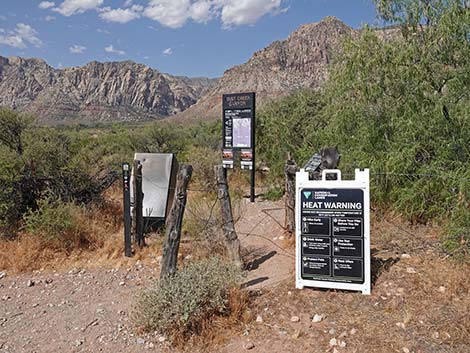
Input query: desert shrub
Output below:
<box><xmin>185</xmin><ymin>146</ymin><xmax>220</xmax><ymax>190</ymax></box>
<box><xmin>263</xmin><ymin>185</ymin><xmax>285</xmax><ymax>201</ymax></box>
<box><xmin>256</xmin><ymin>90</ymin><xmax>325</xmax><ymax>178</ymax></box>
<box><xmin>23</xmin><ymin>196</ymin><xmax>97</xmax><ymax>251</ymax></box>
<box><xmin>0</xmin><ymin>110</ymin><xmax>113</xmax><ymax>236</ymax></box>
<box><xmin>255</xmin><ymin>1</ymin><xmax>469</xmax><ymax>259</ymax></box>
<box><xmin>132</xmin><ymin>257</ymin><xmax>243</xmax><ymax>340</ymax></box>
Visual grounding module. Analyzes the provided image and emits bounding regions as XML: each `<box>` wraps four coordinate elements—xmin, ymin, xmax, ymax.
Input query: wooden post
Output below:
<box><xmin>285</xmin><ymin>154</ymin><xmax>297</xmax><ymax>235</ymax></box>
<box><xmin>215</xmin><ymin>165</ymin><xmax>243</xmax><ymax>269</ymax></box>
<box><xmin>132</xmin><ymin>160</ymin><xmax>144</xmax><ymax>248</ymax></box>
<box><xmin>160</xmin><ymin>164</ymin><xmax>193</xmax><ymax>278</ymax></box>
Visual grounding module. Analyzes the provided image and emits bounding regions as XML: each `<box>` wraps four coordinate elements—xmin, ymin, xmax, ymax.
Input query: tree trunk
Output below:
<box><xmin>215</xmin><ymin>165</ymin><xmax>243</xmax><ymax>269</ymax></box>
<box><xmin>285</xmin><ymin>156</ymin><xmax>297</xmax><ymax>235</ymax></box>
<box><xmin>160</xmin><ymin>164</ymin><xmax>193</xmax><ymax>278</ymax></box>
<box><xmin>132</xmin><ymin>160</ymin><xmax>144</xmax><ymax>248</ymax></box>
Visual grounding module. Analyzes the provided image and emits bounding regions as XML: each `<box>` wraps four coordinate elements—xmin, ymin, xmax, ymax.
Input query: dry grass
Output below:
<box><xmin>176</xmin><ymin>287</ymin><xmax>253</xmax><ymax>351</ymax></box>
<box><xmin>0</xmin><ymin>183</ymin><xmax>129</xmax><ymax>273</ymax></box>
<box><xmin>239</xmin><ymin>214</ymin><xmax>470</xmax><ymax>353</ymax></box>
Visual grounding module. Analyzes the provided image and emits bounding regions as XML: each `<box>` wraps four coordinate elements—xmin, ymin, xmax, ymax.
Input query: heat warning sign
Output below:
<box><xmin>300</xmin><ymin>188</ymin><xmax>365</xmax><ymax>284</ymax></box>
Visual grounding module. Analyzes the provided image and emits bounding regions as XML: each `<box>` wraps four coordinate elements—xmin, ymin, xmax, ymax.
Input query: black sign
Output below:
<box><xmin>223</xmin><ymin>93</ymin><xmax>255</xmax><ymax>150</ymax></box>
<box><xmin>122</xmin><ymin>163</ymin><xmax>132</xmax><ymax>257</ymax></box>
<box><xmin>300</xmin><ymin>189</ymin><xmax>364</xmax><ymax>284</ymax></box>
<box><xmin>222</xmin><ymin>92</ymin><xmax>256</xmax><ymax>203</ymax></box>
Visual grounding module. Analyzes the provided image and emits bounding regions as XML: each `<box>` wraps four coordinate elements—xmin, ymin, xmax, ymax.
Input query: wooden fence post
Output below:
<box><xmin>215</xmin><ymin>165</ymin><xmax>243</xmax><ymax>269</ymax></box>
<box><xmin>132</xmin><ymin>160</ymin><xmax>144</xmax><ymax>248</ymax></box>
<box><xmin>285</xmin><ymin>154</ymin><xmax>297</xmax><ymax>235</ymax></box>
<box><xmin>160</xmin><ymin>164</ymin><xmax>193</xmax><ymax>278</ymax></box>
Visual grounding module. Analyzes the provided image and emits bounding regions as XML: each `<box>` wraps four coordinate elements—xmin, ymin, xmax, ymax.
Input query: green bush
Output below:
<box><xmin>255</xmin><ymin>1</ymin><xmax>469</xmax><ymax>259</ymax></box>
<box><xmin>23</xmin><ymin>196</ymin><xmax>92</xmax><ymax>251</ymax></box>
<box><xmin>132</xmin><ymin>257</ymin><xmax>242</xmax><ymax>338</ymax></box>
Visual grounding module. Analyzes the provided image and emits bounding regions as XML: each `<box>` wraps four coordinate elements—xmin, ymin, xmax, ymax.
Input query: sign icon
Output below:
<box><xmin>303</xmin><ymin>191</ymin><xmax>312</xmax><ymax>199</ymax></box>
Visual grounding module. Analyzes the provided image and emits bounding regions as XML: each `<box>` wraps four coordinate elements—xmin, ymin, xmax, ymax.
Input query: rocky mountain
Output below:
<box><xmin>0</xmin><ymin>57</ymin><xmax>217</xmax><ymax>125</ymax></box>
<box><xmin>0</xmin><ymin>16</ymin><xmax>395</xmax><ymax>125</ymax></box>
<box><xmin>174</xmin><ymin>16</ymin><xmax>357</xmax><ymax>121</ymax></box>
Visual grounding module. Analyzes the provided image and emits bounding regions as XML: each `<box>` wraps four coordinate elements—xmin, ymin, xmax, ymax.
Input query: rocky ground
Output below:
<box><xmin>1</xmin><ymin>199</ymin><xmax>469</xmax><ymax>353</ymax></box>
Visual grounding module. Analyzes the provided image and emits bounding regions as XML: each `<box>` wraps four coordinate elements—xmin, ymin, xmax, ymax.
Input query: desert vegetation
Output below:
<box><xmin>0</xmin><ymin>1</ymin><xmax>469</xmax><ymax>350</ymax></box>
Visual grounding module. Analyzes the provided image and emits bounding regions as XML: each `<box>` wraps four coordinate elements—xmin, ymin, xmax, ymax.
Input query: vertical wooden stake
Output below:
<box><xmin>132</xmin><ymin>160</ymin><xmax>144</xmax><ymax>248</ymax></box>
<box><xmin>215</xmin><ymin>165</ymin><xmax>243</xmax><ymax>269</ymax></box>
<box><xmin>285</xmin><ymin>154</ymin><xmax>297</xmax><ymax>235</ymax></box>
<box><xmin>160</xmin><ymin>164</ymin><xmax>193</xmax><ymax>278</ymax></box>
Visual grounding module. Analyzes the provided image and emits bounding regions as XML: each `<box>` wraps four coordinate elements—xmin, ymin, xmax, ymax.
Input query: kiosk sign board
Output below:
<box><xmin>296</xmin><ymin>169</ymin><xmax>371</xmax><ymax>295</ymax></box>
<box><xmin>222</xmin><ymin>92</ymin><xmax>255</xmax><ymax>170</ymax></box>
<box><xmin>222</xmin><ymin>92</ymin><xmax>256</xmax><ymax>202</ymax></box>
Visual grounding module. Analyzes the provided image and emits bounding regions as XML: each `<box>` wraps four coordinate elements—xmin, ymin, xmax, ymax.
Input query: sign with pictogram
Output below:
<box><xmin>296</xmin><ymin>169</ymin><xmax>371</xmax><ymax>294</ymax></box>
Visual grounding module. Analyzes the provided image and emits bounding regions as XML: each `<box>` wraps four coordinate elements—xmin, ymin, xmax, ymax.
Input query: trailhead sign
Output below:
<box><xmin>296</xmin><ymin>169</ymin><xmax>371</xmax><ymax>295</ymax></box>
<box><xmin>222</xmin><ymin>92</ymin><xmax>255</xmax><ymax>170</ymax></box>
<box><xmin>222</xmin><ymin>92</ymin><xmax>256</xmax><ymax>202</ymax></box>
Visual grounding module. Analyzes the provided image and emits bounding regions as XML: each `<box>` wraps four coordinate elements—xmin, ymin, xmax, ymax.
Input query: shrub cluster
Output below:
<box><xmin>132</xmin><ymin>257</ymin><xmax>243</xmax><ymax>339</ymax></box>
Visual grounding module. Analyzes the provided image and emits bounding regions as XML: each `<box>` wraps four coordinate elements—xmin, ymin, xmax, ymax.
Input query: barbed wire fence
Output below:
<box><xmin>132</xmin><ymin>166</ymin><xmax>468</xmax><ymax>261</ymax></box>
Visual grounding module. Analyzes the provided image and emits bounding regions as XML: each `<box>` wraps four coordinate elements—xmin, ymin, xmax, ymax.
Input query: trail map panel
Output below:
<box><xmin>300</xmin><ymin>188</ymin><xmax>364</xmax><ymax>284</ymax></box>
<box><xmin>222</xmin><ymin>93</ymin><xmax>255</xmax><ymax>150</ymax></box>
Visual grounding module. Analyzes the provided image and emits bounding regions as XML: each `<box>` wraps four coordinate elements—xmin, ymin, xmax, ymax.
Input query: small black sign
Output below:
<box><xmin>300</xmin><ymin>189</ymin><xmax>364</xmax><ymax>284</ymax></box>
<box><xmin>302</xmin><ymin>236</ymin><xmax>331</xmax><ymax>256</ymax></box>
<box><xmin>302</xmin><ymin>216</ymin><xmax>330</xmax><ymax>236</ymax></box>
<box><xmin>333</xmin><ymin>238</ymin><xmax>362</xmax><ymax>257</ymax></box>
<box><xmin>302</xmin><ymin>256</ymin><xmax>331</xmax><ymax>276</ymax></box>
<box><xmin>222</xmin><ymin>93</ymin><xmax>255</xmax><ymax>150</ymax></box>
<box><xmin>333</xmin><ymin>258</ymin><xmax>363</xmax><ymax>278</ymax></box>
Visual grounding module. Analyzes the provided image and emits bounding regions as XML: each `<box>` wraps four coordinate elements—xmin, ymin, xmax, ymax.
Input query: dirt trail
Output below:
<box><xmin>0</xmin><ymin>198</ymin><xmax>292</xmax><ymax>353</ymax></box>
<box><xmin>236</xmin><ymin>199</ymin><xmax>294</xmax><ymax>290</ymax></box>
<box><xmin>1</xmin><ymin>198</ymin><xmax>469</xmax><ymax>353</ymax></box>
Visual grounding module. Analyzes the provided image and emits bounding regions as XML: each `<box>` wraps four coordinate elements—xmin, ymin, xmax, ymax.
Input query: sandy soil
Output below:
<box><xmin>1</xmin><ymin>198</ymin><xmax>469</xmax><ymax>353</ymax></box>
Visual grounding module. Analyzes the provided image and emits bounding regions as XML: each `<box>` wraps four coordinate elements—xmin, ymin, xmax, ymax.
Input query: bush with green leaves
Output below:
<box><xmin>0</xmin><ymin>110</ymin><xmax>103</xmax><ymax>236</ymax></box>
<box><xmin>132</xmin><ymin>257</ymin><xmax>242</xmax><ymax>338</ymax></box>
<box><xmin>23</xmin><ymin>196</ymin><xmax>92</xmax><ymax>251</ymax></box>
<box><xmin>256</xmin><ymin>1</ymin><xmax>470</xmax><ymax>258</ymax></box>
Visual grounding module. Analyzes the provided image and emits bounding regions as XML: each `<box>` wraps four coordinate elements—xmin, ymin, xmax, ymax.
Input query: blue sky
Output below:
<box><xmin>0</xmin><ymin>1</ymin><xmax>377</xmax><ymax>78</ymax></box>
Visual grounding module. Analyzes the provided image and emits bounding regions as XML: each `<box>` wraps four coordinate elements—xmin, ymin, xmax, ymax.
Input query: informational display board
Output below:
<box><xmin>222</xmin><ymin>92</ymin><xmax>256</xmax><ymax>203</ymax></box>
<box><xmin>131</xmin><ymin>153</ymin><xmax>178</xmax><ymax>219</ymax></box>
<box><xmin>222</xmin><ymin>92</ymin><xmax>255</xmax><ymax>170</ymax></box>
<box><xmin>296</xmin><ymin>169</ymin><xmax>371</xmax><ymax>295</ymax></box>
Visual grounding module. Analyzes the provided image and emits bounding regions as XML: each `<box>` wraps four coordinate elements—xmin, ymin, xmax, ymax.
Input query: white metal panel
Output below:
<box><xmin>131</xmin><ymin>153</ymin><xmax>175</xmax><ymax>219</ymax></box>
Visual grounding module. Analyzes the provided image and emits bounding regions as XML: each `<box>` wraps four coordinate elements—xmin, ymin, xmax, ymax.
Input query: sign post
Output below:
<box><xmin>222</xmin><ymin>92</ymin><xmax>256</xmax><ymax>202</ymax></box>
<box><xmin>295</xmin><ymin>168</ymin><xmax>370</xmax><ymax>294</ymax></box>
<box><xmin>122</xmin><ymin>162</ymin><xmax>132</xmax><ymax>257</ymax></box>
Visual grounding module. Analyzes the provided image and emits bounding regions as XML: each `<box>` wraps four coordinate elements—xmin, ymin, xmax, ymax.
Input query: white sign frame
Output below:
<box><xmin>295</xmin><ymin>168</ymin><xmax>371</xmax><ymax>295</ymax></box>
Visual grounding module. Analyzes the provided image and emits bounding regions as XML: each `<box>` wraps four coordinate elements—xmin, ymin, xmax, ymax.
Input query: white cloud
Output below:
<box><xmin>99</xmin><ymin>5</ymin><xmax>143</xmax><ymax>23</ymax></box>
<box><xmin>45</xmin><ymin>15</ymin><xmax>56</xmax><ymax>21</ymax></box>
<box><xmin>144</xmin><ymin>0</ymin><xmax>191</xmax><ymax>29</ymax></box>
<box><xmin>220</xmin><ymin>0</ymin><xmax>282</xmax><ymax>28</ymax></box>
<box><xmin>39</xmin><ymin>1</ymin><xmax>55</xmax><ymax>10</ymax></box>
<box><xmin>0</xmin><ymin>23</ymin><xmax>42</xmax><ymax>49</ymax></box>
<box><xmin>123</xmin><ymin>0</ymin><xmax>133</xmax><ymax>6</ymax></box>
<box><xmin>162</xmin><ymin>47</ymin><xmax>172</xmax><ymax>55</ymax></box>
<box><xmin>53</xmin><ymin>0</ymin><xmax>103</xmax><ymax>16</ymax></box>
<box><xmin>142</xmin><ymin>0</ymin><xmax>285</xmax><ymax>29</ymax></box>
<box><xmin>97</xmin><ymin>28</ymin><xmax>111</xmax><ymax>35</ymax></box>
<box><xmin>105</xmin><ymin>44</ymin><xmax>125</xmax><ymax>55</ymax></box>
<box><xmin>69</xmin><ymin>44</ymin><xmax>86</xmax><ymax>53</ymax></box>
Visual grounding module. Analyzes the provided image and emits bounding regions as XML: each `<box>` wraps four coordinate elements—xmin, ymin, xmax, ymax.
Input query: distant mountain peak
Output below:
<box><xmin>0</xmin><ymin>56</ymin><xmax>216</xmax><ymax>125</ymax></box>
<box><xmin>174</xmin><ymin>16</ymin><xmax>355</xmax><ymax>121</ymax></box>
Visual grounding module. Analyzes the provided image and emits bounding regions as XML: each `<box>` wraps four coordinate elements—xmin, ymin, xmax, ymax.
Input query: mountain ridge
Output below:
<box><xmin>0</xmin><ymin>16</ymin><xmax>396</xmax><ymax>125</ymax></box>
<box><xmin>0</xmin><ymin>56</ymin><xmax>217</xmax><ymax>125</ymax></box>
